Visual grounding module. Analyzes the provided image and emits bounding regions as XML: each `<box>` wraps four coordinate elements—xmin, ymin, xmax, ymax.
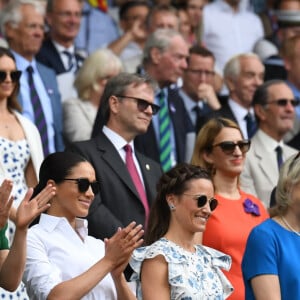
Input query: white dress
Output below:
<box><xmin>130</xmin><ymin>238</ymin><xmax>233</xmax><ymax>300</ymax></box>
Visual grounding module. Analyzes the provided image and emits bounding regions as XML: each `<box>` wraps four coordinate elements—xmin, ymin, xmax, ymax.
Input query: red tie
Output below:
<box><xmin>124</xmin><ymin>144</ymin><xmax>149</xmax><ymax>226</ymax></box>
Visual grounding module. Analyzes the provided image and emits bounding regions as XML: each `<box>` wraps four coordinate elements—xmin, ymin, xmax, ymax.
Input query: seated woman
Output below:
<box><xmin>23</xmin><ymin>152</ymin><xmax>143</xmax><ymax>300</ymax></box>
<box><xmin>130</xmin><ymin>163</ymin><xmax>233</xmax><ymax>299</ymax></box>
<box><xmin>0</xmin><ymin>179</ymin><xmax>54</xmax><ymax>291</ymax></box>
<box><xmin>242</xmin><ymin>152</ymin><xmax>300</xmax><ymax>300</ymax></box>
<box><xmin>190</xmin><ymin>117</ymin><xmax>269</xmax><ymax>300</ymax></box>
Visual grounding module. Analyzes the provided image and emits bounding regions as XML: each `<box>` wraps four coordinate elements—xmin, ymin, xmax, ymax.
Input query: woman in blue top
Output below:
<box><xmin>242</xmin><ymin>152</ymin><xmax>300</xmax><ymax>299</ymax></box>
<box><xmin>130</xmin><ymin>163</ymin><xmax>233</xmax><ymax>299</ymax></box>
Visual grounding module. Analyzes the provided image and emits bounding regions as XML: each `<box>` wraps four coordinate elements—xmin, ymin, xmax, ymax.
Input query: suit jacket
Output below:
<box><xmin>134</xmin><ymin>88</ymin><xmax>194</xmax><ymax>164</ymax></box>
<box><xmin>240</xmin><ymin>130</ymin><xmax>297</xmax><ymax>207</ymax></box>
<box><xmin>18</xmin><ymin>62</ymin><xmax>64</xmax><ymax>152</ymax></box>
<box><xmin>36</xmin><ymin>38</ymin><xmax>84</xmax><ymax>74</ymax></box>
<box><xmin>66</xmin><ymin>132</ymin><xmax>162</xmax><ymax>239</ymax></box>
<box><xmin>207</xmin><ymin>100</ymin><xmax>238</xmax><ymax>123</ymax></box>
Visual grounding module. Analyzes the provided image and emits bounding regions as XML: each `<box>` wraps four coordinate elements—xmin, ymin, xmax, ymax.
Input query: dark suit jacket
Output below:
<box><xmin>18</xmin><ymin>62</ymin><xmax>65</xmax><ymax>152</ymax></box>
<box><xmin>208</xmin><ymin>101</ymin><xmax>238</xmax><ymax>123</ymax></box>
<box><xmin>134</xmin><ymin>88</ymin><xmax>193</xmax><ymax>164</ymax></box>
<box><xmin>66</xmin><ymin>132</ymin><xmax>162</xmax><ymax>239</ymax></box>
<box><xmin>36</xmin><ymin>38</ymin><xmax>84</xmax><ymax>74</ymax></box>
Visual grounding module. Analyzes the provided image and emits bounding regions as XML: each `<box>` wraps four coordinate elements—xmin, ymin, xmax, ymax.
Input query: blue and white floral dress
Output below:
<box><xmin>130</xmin><ymin>238</ymin><xmax>233</xmax><ymax>300</ymax></box>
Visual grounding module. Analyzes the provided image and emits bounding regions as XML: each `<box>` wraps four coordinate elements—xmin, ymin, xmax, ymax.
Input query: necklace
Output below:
<box><xmin>281</xmin><ymin>216</ymin><xmax>300</xmax><ymax>236</ymax></box>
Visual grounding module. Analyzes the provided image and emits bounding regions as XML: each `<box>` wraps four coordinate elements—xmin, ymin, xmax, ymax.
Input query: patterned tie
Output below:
<box><xmin>124</xmin><ymin>144</ymin><xmax>149</xmax><ymax>226</ymax></box>
<box><xmin>62</xmin><ymin>50</ymin><xmax>74</xmax><ymax>72</ymax></box>
<box><xmin>244</xmin><ymin>112</ymin><xmax>257</xmax><ymax>139</ymax></box>
<box><xmin>27</xmin><ymin>66</ymin><xmax>49</xmax><ymax>156</ymax></box>
<box><xmin>158</xmin><ymin>90</ymin><xmax>172</xmax><ymax>172</ymax></box>
<box><xmin>275</xmin><ymin>145</ymin><xmax>283</xmax><ymax>170</ymax></box>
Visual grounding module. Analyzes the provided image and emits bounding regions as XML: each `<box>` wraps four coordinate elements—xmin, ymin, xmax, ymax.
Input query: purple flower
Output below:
<box><xmin>243</xmin><ymin>198</ymin><xmax>260</xmax><ymax>216</ymax></box>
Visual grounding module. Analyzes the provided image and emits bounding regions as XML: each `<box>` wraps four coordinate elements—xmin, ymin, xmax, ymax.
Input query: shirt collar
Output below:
<box><xmin>53</xmin><ymin>40</ymin><xmax>75</xmax><ymax>54</ymax></box>
<box><xmin>256</xmin><ymin>129</ymin><xmax>284</xmax><ymax>152</ymax></box>
<box><xmin>11</xmin><ymin>50</ymin><xmax>37</xmax><ymax>71</ymax></box>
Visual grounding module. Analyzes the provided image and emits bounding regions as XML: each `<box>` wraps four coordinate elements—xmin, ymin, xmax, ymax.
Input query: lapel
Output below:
<box><xmin>95</xmin><ymin>133</ymin><xmax>142</xmax><ymax>200</ymax></box>
<box><xmin>252</xmin><ymin>134</ymin><xmax>279</xmax><ymax>185</ymax></box>
<box><xmin>43</xmin><ymin>39</ymin><xmax>66</xmax><ymax>73</ymax></box>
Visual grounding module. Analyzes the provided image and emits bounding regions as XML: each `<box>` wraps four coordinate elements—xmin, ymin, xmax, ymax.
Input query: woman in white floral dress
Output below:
<box><xmin>130</xmin><ymin>163</ymin><xmax>233</xmax><ymax>299</ymax></box>
<box><xmin>0</xmin><ymin>47</ymin><xmax>43</xmax><ymax>299</ymax></box>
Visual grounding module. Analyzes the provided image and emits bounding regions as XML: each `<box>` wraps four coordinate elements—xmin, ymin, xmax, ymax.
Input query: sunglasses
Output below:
<box><xmin>267</xmin><ymin>98</ymin><xmax>300</xmax><ymax>107</ymax></box>
<box><xmin>183</xmin><ymin>194</ymin><xmax>218</xmax><ymax>211</ymax></box>
<box><xmin>212</xmin><ymin>140</ymin><xmax>251</xmax><ymax>155</ymax></box>
<box><xmin>115</xmin><ymin>95</ymin><xmax>160</xmax><ymax>115</ymax></box>
<box><xmin>0</xmin><ymin>70</ymin><xmax>22</xmax><ymax>83</ymax></box>
<box><xmin>63</xmin><ymin>178</ymin><xmax>100</xmax><ymax>194</ymax></box>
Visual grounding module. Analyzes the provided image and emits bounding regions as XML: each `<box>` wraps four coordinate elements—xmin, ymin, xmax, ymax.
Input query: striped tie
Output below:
<box><xmin>158</xmin><ymin>90</ymin><xmax>172</xmax><ymax>172</ymax></box>
<box><xmin>27</xmin><ymin>66</ymin><xmax>49</xmax><ymax>156</ymax></box>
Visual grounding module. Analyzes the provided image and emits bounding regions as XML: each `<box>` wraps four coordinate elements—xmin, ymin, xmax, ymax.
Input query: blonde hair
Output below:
<box><xmin>191</xmin><ymin>118</ymin><xmax>242</xmax><ymax>174</ymax></box>
<box><xmin>74</xmin><ymin>48</ymin><xmax>123</xmax><ymax>101</ymax></box>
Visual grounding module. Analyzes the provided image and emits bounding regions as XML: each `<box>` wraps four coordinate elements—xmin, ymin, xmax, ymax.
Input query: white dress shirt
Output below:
<box><xmin>23</xmin><ymin>214</ymin><xmax>117</xmax><ymax>300</ymax></box>
<box><xmin>202</xmin><ymin>0</ymin><xmax>263</xmax><ymax>72</ymax></box>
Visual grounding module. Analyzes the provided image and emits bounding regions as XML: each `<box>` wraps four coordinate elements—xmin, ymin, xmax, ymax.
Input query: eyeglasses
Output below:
<box><xmin>63</xmin><ymin>178</ymin><xmax>100</xmax><ymax>194</ymax></box>
<box><xmin>0</xmin><ymin>70</ymin><xmax>22</xmax><ymax>83</ymax></box>
<box><xmin>212</xmin><ymin>140</ymin><xmax>251</xmax><ymax>155</ymax></box>
<box><xmin>115</xmin><ymin>95</ymin><xmax>160</xmax><ymax>115</ymax></box>
<box><xmin>267</xmin><ymin>98</ymin><xmax>300</xmax><ymax>107</ymax></box>
<box><xmin>186</xmin><ymin>69</ymin><xmax>215</xmax><ymax>77</ymax></box>
<box><xmin>183</xmin><ymin>194</ymin><xmax>218</xmax><ymax>211</ymax></box>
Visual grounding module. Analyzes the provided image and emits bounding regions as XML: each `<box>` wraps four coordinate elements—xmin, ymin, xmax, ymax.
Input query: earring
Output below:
<box><xmin>169</xmin><ymin>203</ymin><xmax>176</xmax><ymax>211</ymax></box>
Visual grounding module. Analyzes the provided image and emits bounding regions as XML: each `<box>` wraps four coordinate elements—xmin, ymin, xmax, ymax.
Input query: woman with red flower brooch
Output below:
<box><xmin>191</xmin><ymin>117</ymin><xmax>269</xmax><ymax>300</ymax></box>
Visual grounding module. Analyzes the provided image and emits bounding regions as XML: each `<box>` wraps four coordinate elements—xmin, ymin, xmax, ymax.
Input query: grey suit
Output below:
<box><xmin>66</xmin><ymin>132</ymin><xmax>162</xmax><ymax>239</ymax></box>
<box><xmin>240</xmin><ymin>129</ymin><xmax>297</xmax><ymax>207</ymax></box>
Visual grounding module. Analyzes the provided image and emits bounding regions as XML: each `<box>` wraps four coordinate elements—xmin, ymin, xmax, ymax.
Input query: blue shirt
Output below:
<box><xmin>13</xmin><ymin>51</ymin><xmax>56</xmax><ymax>153</ymax></box>
<box><xmin>242</xmin><ymin>218</ymin><xmax>300</xmax><ymax>300</ymax></box>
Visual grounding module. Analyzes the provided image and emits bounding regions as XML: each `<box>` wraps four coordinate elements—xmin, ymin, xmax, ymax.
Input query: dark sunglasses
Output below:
<box><xmin>0</xmin><ymin>70</ymin><xmax>22</xmax><ymax>83</ymax></box>
<box><xmin>267</xmin><ymin>98</ymin><xmax>300</xmax><ymax>107</ymax></box>
<box><xmin>212</xmin><ymin>140</ymin><xmax>251</xmax><ymax>155</ymax></box>
<box><xmin>183</xmin><ymin>194</ymin><xmax>218</xmax><ymax>211</ymax></box>
<box><xmin>63</xmin><ymin>178</ymin><xmax>100</xmax><ymax>194</ymax></box>
<box><xmin>115</xmin><ymin>95</ymin><xmax>160</xmax><ymax>115</ymax></box>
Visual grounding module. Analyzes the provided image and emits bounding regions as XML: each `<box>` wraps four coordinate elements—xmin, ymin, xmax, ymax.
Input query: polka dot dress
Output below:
<box><xmin>0</xmin><ymin>137</ymin><xmax>30</xmax><ymax>300</ymax></box>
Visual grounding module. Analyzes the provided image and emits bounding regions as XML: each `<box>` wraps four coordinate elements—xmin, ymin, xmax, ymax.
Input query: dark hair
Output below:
<box><xmin>144</xmin><ymin>163</ymin><xmax>212</xmax><ymax>245</ymax></box>
<box><xmin>100</xmin><ymin>72</ymin><xmax>156</xmax><ymax>125</ymax></box>
<box><xmin>119</xmin><ymin>0</ymin><xmax>150</xmax><ymax>20</ymax></box>
<box><xmin>188</xmin><ymin>45</ymin><xmax>215</xmax><ymax>64</ymax></box>
<box><xmin>0</xmin><ymin>47</ymin><xmax>21</xmax><ymax>112</ymax></box>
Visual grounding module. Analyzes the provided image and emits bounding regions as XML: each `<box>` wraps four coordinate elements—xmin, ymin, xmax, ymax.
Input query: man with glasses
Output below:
<box><xmin>67</xmin><ymin>73</ymin><xmax>162</xmax><ymax>241</ymax></box>
<box><xmin>179</xmin><ymin>45</ymin><xmax>221</xmax><ymax>134</ymax></box>
<box><xmin>240</xmin><ymin>80</ymin><xmax>298</xmax><ymax>207</ymax></box>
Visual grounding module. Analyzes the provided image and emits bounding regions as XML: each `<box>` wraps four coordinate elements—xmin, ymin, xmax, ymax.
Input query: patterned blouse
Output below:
<box><xmin>130</xmin><ymin>238</ymin><xmax>233</xmax><ymax>300</ymax></box>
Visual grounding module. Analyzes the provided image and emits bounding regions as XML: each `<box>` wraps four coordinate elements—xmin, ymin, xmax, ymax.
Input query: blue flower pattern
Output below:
<box><xmin>130</xmin><ymin>238</ymin><xmax>233</xmax><ymax>300</ymax></box>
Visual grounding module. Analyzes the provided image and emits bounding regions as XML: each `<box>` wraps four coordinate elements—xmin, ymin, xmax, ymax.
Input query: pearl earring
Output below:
<box><xmin>169</xmin><ymin>203</ymin><xmax>176</xmax><ymax>211</ymax></box>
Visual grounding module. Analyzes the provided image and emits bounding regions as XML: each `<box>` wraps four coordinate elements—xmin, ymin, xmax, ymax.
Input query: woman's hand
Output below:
<box><xmin>0</xmin><ymin>179</ymin><xmax>13</xmax><ymax>229</ymax></box>
<box><xmin>15</xmin><ymin>184</ymin><xmax>56</xmax><ymax>230</ymax></box>
<box><xmin>104</xmin><ymin>221</ymin><xmax>144</xmax><ymax>277</ymax></box>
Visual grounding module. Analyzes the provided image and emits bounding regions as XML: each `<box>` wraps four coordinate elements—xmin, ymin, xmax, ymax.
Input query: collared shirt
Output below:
<box><xmin>13</xmin><ymin>51</ymin><xmax>56</xmax><ymax>153</ymax></box>
<box><xmin>228</xmin><ymin>99</ymin><xmax>255</xmax><ymax>139</ymax></box>
<box><xmin>52</xmin><ymin>41</ymin><xmax>76</xmax><ymax>72</ymax></box>
<box><xmin>151</xmin><ymin>88</ymin><xmax>177</xmax><ymax>167</ymax></box>
<box><xmin>286</xmin><ymin>80</ymin><xmax>300</xmax><ymax>119</ymax></box>
<box><xmin>179</xmin><ymin>89</ymin><xmax>204</xmax><ymax>126</ymax></box>
<box><xmin>23</xmin><ymin>214</ymin><xmax>117</xmax><ymax>300</ymax></box>
<box><xmin>102</xmin><ymin>126</ymin><xmax>145</xmax><ymax>187</ymax></box>
<box><xmin>203</xmin><ymin>0</ymin><xmax>263</xmax><ymax>72</ymax></box>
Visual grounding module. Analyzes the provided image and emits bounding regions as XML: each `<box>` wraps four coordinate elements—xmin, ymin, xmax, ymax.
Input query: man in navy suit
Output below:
<box><xmin>179</xmin><ymin>45</ymin><xmax>221</xmax><ymax>134</ymax></box>
<box><xmin>1</xmin><ymin>0</ymin><xmax>64</xmax><ymax>153</ymax></box>
<box><xmin>134</xmin><ymin>29</ymin><xmax>193</xmax><ymax>169</ymax></box>
<box><xmin>67</xmin><ymin>73</ymin><xmax>162</xmax><ymax>240</ymax></box>
<box><xmin>36</xmin><ymin>0</ymin><xmax>84</xmax><ymax>75</ymax></box>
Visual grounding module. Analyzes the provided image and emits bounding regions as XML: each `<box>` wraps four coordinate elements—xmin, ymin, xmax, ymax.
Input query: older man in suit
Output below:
<box><xmin>240</xmin><ymin>80</ymin><xmax>298</xmax><ymax>207</ymax></box>
<box><xmin>1</xmin><ymin>0</ymin><xmax>64</xmax><ymax>154</ymax></box>
<box><xmin>67</xmin><ymin>73</ymin><xmax>162</xmax><ymax>240</ymax></box>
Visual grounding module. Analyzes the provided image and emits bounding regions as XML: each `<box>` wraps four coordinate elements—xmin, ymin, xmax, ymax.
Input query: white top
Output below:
<box><xmin>23</xmin><ymin>214</ymin><xmax>117</xmax><ymax>300</ymax></box>
<box><xmin>202</xmin><ymin>0</ymin><xmax>263</xmax><ymax>73</ymax></box>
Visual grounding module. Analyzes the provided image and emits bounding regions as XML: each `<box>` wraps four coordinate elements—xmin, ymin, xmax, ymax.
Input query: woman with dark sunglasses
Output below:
<box><xmin>0</xmin><ymin>47</ymin><xmax>44</xmax><ymax>299</ymax></box>
<box><xmin>130</xmin><ymin>163</ymin><xmax>233</xmax><ymax>299</ymax></box>
<box><xmin>190</xmin><ymin>117</ymin><xmax>269</xmax><ymax>300</ymax></box>
<box><xmin>23</xmin><ymin>152</ymin><xmax>144</xmax><ymax>300</ymax></box>
<box><xmin>242</xmin><ymin>153</ymin><xmax>300</xmax><ymax>300</ymax></box>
